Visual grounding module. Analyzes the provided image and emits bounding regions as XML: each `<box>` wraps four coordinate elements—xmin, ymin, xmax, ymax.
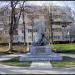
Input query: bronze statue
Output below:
<box><xmin>32</xmin><ymin>21</ymin><xmax>48</xmax><ymax>46</ymax></box>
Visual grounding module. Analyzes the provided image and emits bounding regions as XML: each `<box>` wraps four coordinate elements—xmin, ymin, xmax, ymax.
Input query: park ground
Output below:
<box><xmin>0</xmin><ymin>43</ymin><xmax>75</xmax><ymax>74</ymax></box>
<box><xmin>0</xmin><ymin>43</ymin><xmax>75</xmax><ymax>68</ymax></box>
<box><xmin>0</xmin><ymin>53</ymin><xmax>75</xmax><ymax>74</ymax></box>
<box><xmin>0</xmin><ymin>43</ymin><xmax>75</xmax><ymax>53</ymax></box>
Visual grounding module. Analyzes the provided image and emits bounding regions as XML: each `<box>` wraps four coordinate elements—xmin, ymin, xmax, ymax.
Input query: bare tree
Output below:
<box><xmin>9</xmin><ymin>1</ymin><xmax>26</xmax><ymax>52</ymax></box>
<box><xmin>0</xmin><ymin>1</ymin><xmax>26</xmax><ymax>52</ymax></box>
<box><xmin>8</xmin><ymin>1</ymin><xmax>15</xmax><ymax>51</ymax></box>
<box><xmin>22</xmin><ymin>5</ymin><xmax>26</xmax><ymax>46</ymax></box>
<box><xmin>0</xmin><ymin>2</ymin><xmax>11</xmax><ymax>43</ymax></box>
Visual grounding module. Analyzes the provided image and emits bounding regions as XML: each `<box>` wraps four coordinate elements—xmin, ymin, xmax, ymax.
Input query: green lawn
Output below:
<box><xmin>51</xmin><ymin>56</ymin><xmax>75</xmax><ymax>68</ymax></box>
<box><xmin>51</xmin><ymin>61</ymin><xmax>75</xmax><ymax>68</ymax></box>
<box><xmin>0</xmin><ymin>57</ymin><xmax>32</xmax><ymax>67</ymax></box>
<box><xmin>1</xmin><ymin>56</ymin><xmax>75</xmax><ymax>68</ymax></box>
<box><xmin>13</xmin><ymin>44</ymin><xmax>27</xmax><ymax>52</ymax></box>
<box><xmin>52</xmin><ymin>44</ymin><xmax>75</xmax><ymax>53</ymax></box>
<box><xmin>0</xmin><ymin>43</ymin><xmax>75</xmax><ymax>53</ymax></box>
<box><xmin>0</xmin><ymin>46</ymin><xmax>9</xmax><ymax>52</ymax></box>
<box><xmin>0</xmin><ymin>44</ymin><xmax>27</xmax><ymax>52</ymax></box>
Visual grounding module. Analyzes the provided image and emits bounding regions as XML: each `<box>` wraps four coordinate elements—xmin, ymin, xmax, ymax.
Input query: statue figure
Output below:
<box><xmin>19</xmin><ymin>21</ymin><xmax>62</xmax><ymax>62</ymax></box>
<box><xmin>32</xmin><ymin>21</ymin><xmax>49</xmax><ymax>46</ymax></box>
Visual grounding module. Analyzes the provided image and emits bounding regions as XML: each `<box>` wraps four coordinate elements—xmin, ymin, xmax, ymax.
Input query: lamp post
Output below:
<box><xmin>49</xmin><ymin>6</ymin><xmax>53</xmax><ymax>44</ymax></box>
<box><xmin>67</xmin><ymin>31</ymin><xmax>70</xmax><ymax>43</ymax></box>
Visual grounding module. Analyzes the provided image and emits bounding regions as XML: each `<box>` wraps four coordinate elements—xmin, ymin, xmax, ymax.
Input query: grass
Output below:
<box><xmin>1</xmin><ymin>56</ymin><xmax>75</xmax><ymax>68</ymax></box>
<box><xmin>0</xmin><ymin>43</ymin><xmax>75</xmax><ymax>53</ymax></box>
<box><xmin>52</xmin><ymin>61</ymin><xmax>75</xmax><ymax>68</ymax></box>
<box><xmin>13</xmin><ymin>44</ymin><xmax>27</xmax><ymax>52</ymax></box>
<box><xmin>0</xmin><ymin>46</ymin><xmax>9</xmax><ymax>52</ymax></box>
<box><xmin>0</xmin><ymin>44</ymin><xmax>27</xmax><ymax>52</ymax></box>
<box><xmin>52</xmin><ymin>43</ymin><xmax>75</xmax><ymax>53</ymax></box>
<box><xmin>51</xmin><ymin>56</ymin><xmax>75</xmax><ymax>68</ymax></box>
<box><xmin>0</xmin><ymin>57</ymin><xmax>32</xmax><ymax>67</ymax></box>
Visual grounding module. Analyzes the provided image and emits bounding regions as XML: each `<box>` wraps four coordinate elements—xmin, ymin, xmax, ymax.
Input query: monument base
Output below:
<box><xmin>19</xmin><ymin>46</ymin><xmax>62</xmax><ymax>61</ymax></box>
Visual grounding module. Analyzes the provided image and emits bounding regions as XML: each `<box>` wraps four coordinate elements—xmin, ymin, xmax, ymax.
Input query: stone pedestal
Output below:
<box><xmin>19</xmin><ymin>45</ymin><xmax>62</xmax><ymax>61</ymax></box>
<box><xmin>30</xmin><ymin>46</ymin><xmax>52</xmax><ymax>55</ymax></box>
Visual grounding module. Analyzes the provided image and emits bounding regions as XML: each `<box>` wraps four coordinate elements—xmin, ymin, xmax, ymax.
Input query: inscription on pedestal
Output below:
<box><xmin>36</xmin><ymin>47</ymin><xmax>45</xmax><ymax>54</ymax></box>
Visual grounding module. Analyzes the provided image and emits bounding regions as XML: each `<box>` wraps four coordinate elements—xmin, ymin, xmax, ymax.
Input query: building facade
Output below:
<box><xmin>0</xmin><ymin>5</ymin><xmax>74</xmax><ymax>44</ymax></box>
<box><xmin>48</xmin><ymin>6</ymin><xmax>74</xmax><ymax>42</ymax></box>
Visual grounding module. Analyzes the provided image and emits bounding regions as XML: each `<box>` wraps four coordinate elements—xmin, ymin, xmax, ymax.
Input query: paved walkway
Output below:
<box><xmin>0</xmin><ymin>53</ymin><xmax>75</xmax><ymax>74</ymax></box>
<box><xmin>30</xmin><ymin>61</ymin><xmax>52</xmax><ymax>69</ymax></box>
<box><xmin>60</xmin><ymin>53</ymin><xmax>75</xmax><ymax>58</ymax></box>
<box><xmin>0</xmin><ymin>54</ymin><xmax>24</xmax><ymax>61</ymax></box>
<box><xmin>0</xmin><ymin>53</ymin><xmax>75</xmax><ymax>61</ymax></box>
<box><xmin>0</xmin><ymin>63</ymin><xmax>75</xmax><ymax>74</ymax></box>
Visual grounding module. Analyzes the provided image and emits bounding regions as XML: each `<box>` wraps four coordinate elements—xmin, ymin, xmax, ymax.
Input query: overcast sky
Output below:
<box><xmin>28</xmin><ymin>1</ymin><xmax>75</xmax><ymax>9</ymax></box>
<box><xmin>0</xmin><ymin>1</ymin><xmax>75</xmax><ymax>10</ymax></box>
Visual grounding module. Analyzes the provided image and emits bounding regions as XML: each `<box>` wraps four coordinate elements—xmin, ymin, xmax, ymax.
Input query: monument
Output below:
<box><xmin>19</xmin><ymin>21</ymin><xmax>62</xmax><ymax>61</ymax></box>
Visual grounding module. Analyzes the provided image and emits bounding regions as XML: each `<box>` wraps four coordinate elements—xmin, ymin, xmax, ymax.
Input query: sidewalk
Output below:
<box><xmin>60</xmin><ymin>53</ymin><xmax>75</xmax><ymax>58</ymax></box>
<box><xmin>0</xmin><ymin>53</ymin><xmax>75</xmax><ymax>74</ymax></box>
<box><xmin>30</xmin><ymin>61</ymin><xmax>52</xmax><ymax>69</ymax></box>
<box><xmin>0</xmin><ymin>54</ymin><xmax>24</xmax><ymax>61</ymax></box>
<box><xmin>0</xmin><ymin>53</ymin><xmax>75</xmax><ymax>60</ymax></box>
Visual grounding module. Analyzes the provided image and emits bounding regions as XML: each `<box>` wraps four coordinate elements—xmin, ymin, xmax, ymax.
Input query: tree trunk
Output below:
<box><xmin>8</xmin><ymin>1</ymin><xmax>14</xmax><ymax>51</ymax></box>
<box><xmin>23</xmin><ymin>17</ymin><xmax>26</xmax><ymax>46</ymax></box>
<box><xmin>48</xmin><ymin>8</ymin><xmax>53</xmax><ymax>44</ymax></box>
<box><xmin>32</xmin><ymin>18</ymin><xmax>34</xmax><ymax>42</ymax></box>
<box><xmin>8</xmin><ymin>1</ymin><xmax>25</xmax><ymax>51</ymax></box>
<box><xmin>9</xmin><ymin>33</ymin><xmax>13</xmax><ymax>51</ymax></box>
<box><xmin>32</xmin><ymin>22</ymin><xmax>34</xmax><ymax>42</ymax></box>
<box><xmin>50</xmin><ymin>13</ymin><xmax>53</xmax><ymax>44</ymax></box>
<box><xmin>22</xmin><ymin>7</ymin><xmax>26</xmax><ymax>46</ymax></box>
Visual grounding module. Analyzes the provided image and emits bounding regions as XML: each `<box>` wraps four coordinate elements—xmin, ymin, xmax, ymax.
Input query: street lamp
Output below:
<box><xmin>67</xmin><ymin>31</ymin><xmax>70</xmax><ymax>43</ymax></box>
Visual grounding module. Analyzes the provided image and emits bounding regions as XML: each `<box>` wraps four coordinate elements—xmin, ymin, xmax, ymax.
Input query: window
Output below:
<box><xmin>14</xmin><ymin>37</ymin><xmax>17</xmax><ymax>41</ymax></box>
<box><xmin>22</xmin><ymin>36</ymin><xmax>24</xmax><ymax>41</ymax></box>
<box><xmin>22</xmin><ymin>30</ymin><xmax>24</xmax><ymax>33</ymax></box>
<box><xmin>0</xmin><ymin>31</ymin><xmax>2</xmax><ymax>34</ymax></box>
<box><xmin>45</xmin><ymin>28</ymin><xmax>46</xmax><ymax>32</ymax></box>
<box><xmin>53</xmin><ymin>36</ymin><xmax>60</xmax><ymax>39</ymax></box>
<box><xmin>58</xmin><ymin>36</ymin><xmax>60</xmax><ymax>39</ymax></box>
<box><xmin>62</xmin><ymin>12</ymin><xmax>66</xmax><ymax>15</ymax></box>
<box><xmin>53</xmin><ymin>15</ymin><xmax>59</xmax><ymax>18</ymax></box>
<box><xmin>62</xmin><ymin>25</ymin><xmax>67</xmax><ymax>27</ymax></box>
<box><xmin>53</xmin><ymin>28</ymin><xmax>61</xmax><ymax>32</ymax></box>
<box><xmin>0</xmin><ymin>37</ymin><xmax>2</xmax><ymax>40</ymax></box>
<box><xmin>28</xmin><ymin>29</ymin><xmax>37</xmax><ymax>32</ymax></box>
<box><xmin>49</xmin><ymin>36</ymin><xmax>51</xmax><ymax>39</ymax></box>
<box><xmin>16</xmin><ymin>37</ymin><xmax>18</xmax><ymax>41</ymax></box>
<box><xmin>14</xmin><ymin>30</ymin><xmax>18</xmax><ymax>35</ymax></box>
<box><xmin>28</xmin><ymin>29</ymin><xmax>32</xmax><ymax>32</ymax></box>
<box><xmin>5</xmin><ymin>30</ymin><xmax>8</xmax><ymax>34</ymax></box>
<box><xmin>53</xmin><ymin>36</ymin><xmax>56</xmax><ymax>38</ymax></box>
<box><xmin>54</xmin><ymin>9</ymin><xmax>57</xmax><ymax>11</ymax></box>
<box><xmin>52</xmin><ymin>22</ymin><xmax>60</xmax><ymax>25</ymax></box>
<box><xmin>29</xmin><ymin>36</ymin><xmax>32</xmax><ymax>39</ymax></box>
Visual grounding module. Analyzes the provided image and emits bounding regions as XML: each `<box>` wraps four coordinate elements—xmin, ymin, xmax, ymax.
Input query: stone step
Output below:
<box><xmin>30</xmin><ymin>61</ymin><xmax>52</xmax><ymax>68</ymax></box>
<box><xmin>19</xmin><ymin>56</ymin><xmax>62</xmax><ymax>61</ymax></box>
<box><xmin>21</xmin><ymin>55</ymin><xmax>61</xmax><ymax>58</ymax></box>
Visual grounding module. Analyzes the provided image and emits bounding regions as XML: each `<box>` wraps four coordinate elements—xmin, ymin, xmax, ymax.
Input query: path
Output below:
<box><xmin>0</xmin><ymin>53</ymin><xmax>75</xmax><ymax>74</ymax></box>
<box><xmin>60</xmin><ymin>53</ymin><xmax>75</xmax><ymax>58</ymax></box>
<box><xmin>0</xmin><ymin>54</ymin><xmax>24</xmax><ymax>61</ymax></box>
<box><xmin>0</xmin><ymin>64</ymin><xmax>75</xmax><ymax>74</ymax></box>
<box><xmin>30</xmin><ymin>61</ymin><xmax>52</xmax><ymax>69</ymax></box>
